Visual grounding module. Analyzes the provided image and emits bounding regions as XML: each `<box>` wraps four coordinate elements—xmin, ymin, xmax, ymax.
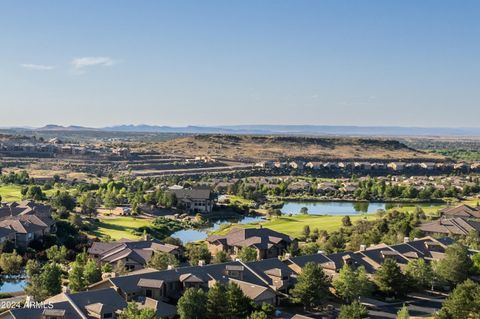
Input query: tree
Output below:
<box><xmin>68</xmin><ymin>261</ymin><xmax>85</xmax><ymax>292</ymax></box>
<box><xmin>302</xmin><ymin>225</ymin><xmax>311</xmax><ymax>238</ymax></box>
<box><xmin>84</xmin><ymin>259</ymin><xmax>102</xmax><ymax>286</ymax></box>
<box><xmin>40</xmin><ymin>262</ymin><xmax>62</xmax><ymax>296</ymax></box>
<box><xmin>25</xmin><ymin>261</ymin><xmax>62</xmax><ymax>301</ymax></box>
<box><xmin>51</xmin><ymin>191</ymin><xmax>76</xmax><ymax>211</ymax></box>
<box><xmin>405</xmin><ymin>258</ymin><xmax>433</xmax><ymax>290</ymax></box>
<box><xmin>185</xmin><ymin>243</ymin><xmax>211</xmax><ymax>266</ymax></box>
<box><xmin>342</xmin><ymin>215</ymin><xmax>352</xmax><ymax>227</ymax></box>
<box><xmin>69</xmin><ymin>213</ymin><xmax>83</xmax><ymax>228</ymax></box>
<box><xmin>338</xmin><ymin>301</ymin><xmax>368</xmax><ymax>319</ymax></box>
<box><xmin>333</xmin><ymin>265</ymin><xmax>373</xmax><ymax>302</ymax></box>
<box><xmin>101</xmin><ymin>263</ymin><xmax>113</xmax><ymax>273</ymax></box>
<box><xmin>119</xmin><ymin>302</ymin><xmax>158</xmax><ymax>319</ymax></box>
<box><xmin>374</xmin><ymin>258</ymin><xmax>408</xmax><ymax>297</ymax></box>
<box><xmin>436</xmin><ymin>279</ymin><xmax>480</xmax><ymax>319</ymax></box>
<box><xmin>299</xmin><ymin>207</ymin><xmax>308</xmax><ymax>215</ymax></box>
<box><xmin>206</xmin><ymin>282</ymin><xmax>228</xmax><ymax>319</ymax></box>
<box><xmin>434</xmin><ymin>243</ymin><xmax>472</xmax><ymax>285</ymax></box>
<box><xmin>46</xmin><ymin>245</ymin><xmax>68</xmax><ymax>263</ymax></box>
<box><xmin>79</xmin><ymin>192</ymin><xmax>97</xmax><ymax>218</ymax></box>
<box><xmin>0</xmin><ymin>250</ymin><xmax>23</xmax><ymax>275</ymax></box>
<box><xmin>237</xmin><ymin>246</ymin><xmax>258</xmax><ymax>262</ymax></box>
<box><xmin>177</xmin><ymin>288</ymin><xmax>208</xmax><ymax>319</ymax></box>
<box><xmin>212</xmin><ymin>250</ymin><xmax>229</xmax><ymax>264</ymax></box>
<box><xmin>397</xmin><ymin>304</ymin><xmax>410</xmax><ymax>319</ymax></box>
<box><xmin>226</xmin><ymin>282</ymin><xmax>251</xmax><ymax>318</ymax></box>
<box><xmin>147</xmin><ymin>252</ymin><xmax>179</xmax><ymax>270</ymax></box>
<box><xmin>290</xmin><ymin>262</ymin><xmax>330</xmax><ymax>310</ymax></box>
<box><xmin>472</xmin><ymin>252</ymin><xmax>480</xmax><ymax>275</ymax></box>
<box><xmin>249</xmin><ymin>311</ymin><xmax>268</xmax><ymax>319</ymax></box>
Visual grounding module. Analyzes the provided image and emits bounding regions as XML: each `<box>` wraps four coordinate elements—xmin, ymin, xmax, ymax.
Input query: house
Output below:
<box><xmin>0</xmin><ymin>288</ymin><xmax>130</xmax><ymax>319</ymax></box>
<box><xmin>88</xmin><ymin>238</ymin><xmax>184</xmax><ymax>272</ymax></box>
<box><xmin>89</xmin><ymin>260</ymin><xmax>282</xmax><ymax>306</ymax></box>
<box><xmin>255</xmin><ymin>161</ymin><xmax>275</xmax><ymax>168</ymax></box>
<box><xmin>287</xmin><ymin>237</ymin><xmax>451</xmax><ymax>278</ymax></box>
<box><xmin>0</xmin><ymin>201</ymin><xmax>56</xmax><ymax>247</ymax></box>
<box><xmin>387</xmin><ymin>162</ymin><xmax>405</xmax><ymax>171</ymax></box>
<box><xmin>206</xmin><ymin>227</ymin><xmax>296</xmax><ymax>260</ymax></box>
<box><xmin>419</xmin><ymin>217</ymin><xmax>480</xmax><ymax>236</ymax></box>
<box><xmin>420</xmin><ymin>162</ymin><xmax>436</xmax><ymax>170</ymax></box>
<box><xmin>439</xmin><ymin>204</ymin><xmax>480</xmax><ymax>219</ymax></box>
<box><xmin>170</xmin><ymin>188</ymin><xmax>215</xmax><ymax>214</ymax></box>
<box><xmin>289</xmin><ymin>161</ymin><xmax>305</xmax><ymax>170</ymax></box>
<box><xmin>305</xmin><ymin>161</ymin><xmax>323</xmax><ymax>170</ymax></box>
<box><xmin>286</xmin><ymin>181</ymin><xmax>311</xmax><ymax>193</ymax></box>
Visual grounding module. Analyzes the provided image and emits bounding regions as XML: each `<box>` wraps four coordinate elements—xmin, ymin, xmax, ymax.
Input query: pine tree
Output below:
<box><xmin>290</xmin><ymin>262</ymin><xmax>330</xmax><ymax>310</ymax></box>
<box><xmin>206</xmin><ymin>282</ymin><xmax>228</xmax><ymax>319</ymax></box>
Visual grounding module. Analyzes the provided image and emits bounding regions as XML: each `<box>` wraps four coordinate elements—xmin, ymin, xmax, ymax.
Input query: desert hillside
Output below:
<box><xmin>149</xmin><ymin>135</ymin><xmax>445</xmax><ymax>162</ymax></box>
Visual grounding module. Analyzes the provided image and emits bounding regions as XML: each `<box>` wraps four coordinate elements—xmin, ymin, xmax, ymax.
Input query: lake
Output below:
<box><xmin>0</xmin><ymin>276</ymin><xmax>26</xmax><ymax>293</ymax></box>
<box><xmin>171</xmin><ymin>201</ymin><xmax>443</xmax><ymax>243</ymax></box>
<box><xmin>280</xmin><ymin>201</ymin><xmax>442</xmax><ymax>216</ymax></box>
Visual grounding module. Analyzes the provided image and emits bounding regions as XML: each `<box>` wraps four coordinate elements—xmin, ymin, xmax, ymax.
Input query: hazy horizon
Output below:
<box><xmin>2</xmin><ymin>1</ymin><xmax>480</xmax><ymax>128</ymax></box>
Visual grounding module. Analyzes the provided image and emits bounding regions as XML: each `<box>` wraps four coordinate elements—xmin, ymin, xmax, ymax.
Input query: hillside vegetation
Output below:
<box><xmin>151</xmin><ymin>135</ymin><xmax>445</xmax><ymax>162</ymax></box>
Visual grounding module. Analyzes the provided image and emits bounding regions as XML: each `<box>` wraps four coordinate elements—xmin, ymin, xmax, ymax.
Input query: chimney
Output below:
<box><xmin>284</xmin><ymin>253</ymin><xmax>291</xmax><ymax>259</ymax></box>
<box><xmin>317</xmin><ymin>250</ymin><xmax>325</xmax><ymax>254</ymax></box>
<box><xmin>403</xmin><ymin>237</ymin><xmax>410</xmax><ymax>243</ymax></box>
<box><xmin>359</xmin><ymin>244</ymin><xmax>366</xmax><ymax>251</ymax></box>
<box><xmin>167</xmin><ymin>265</ymin><xmax>175</xmax><ymax>270</ymax></box>
<box><xmin>198</xmin><ymin>260</ymin><xmax>206</xmax><ymax>267</ymax></box>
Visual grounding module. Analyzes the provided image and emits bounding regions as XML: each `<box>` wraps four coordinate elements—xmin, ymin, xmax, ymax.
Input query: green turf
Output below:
<box><xmin>89</xmin><ymin>217</ymin><xmax>153</xmax><ymax>240</ymax></box>
<box><xmin>0</xmin><ymin>185</ymin><xmax>23</xmax><ymax>201</ymax></box>
<box><xmin>212</xmin><ymin>214</ymin><xmax>375</xmax><ymax>237</ymax></box>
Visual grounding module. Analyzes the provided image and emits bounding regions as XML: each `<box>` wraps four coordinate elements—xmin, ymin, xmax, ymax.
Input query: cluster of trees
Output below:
<box><xmin>297</xmin><ymin>210</ymin><xmax>427</xmax><ymax>254</ymax></box>
<box><xmin>68</xmin><ymin>251</ymin><xmax>104</xmax><ymax>292</ymax></box>
<box><xmin>177</xmin><ymin>282</ymin><xmax>273</xmax><ymax>319</ymax></box>
<box><xmin>0</xmin><ymin>170</ymin><xmax>30</xmax><ymax>184</ymax></box>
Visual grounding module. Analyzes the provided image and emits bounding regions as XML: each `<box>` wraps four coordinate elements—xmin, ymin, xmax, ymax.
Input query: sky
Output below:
<box><xmin>1</xmin><ymin>1</ymin><xmax>480</xmax><ymax>128</ymax></box>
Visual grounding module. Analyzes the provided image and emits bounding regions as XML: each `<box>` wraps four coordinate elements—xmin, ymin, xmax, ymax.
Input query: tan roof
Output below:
<box><xmin>137</xmin><ymin>278</ymin><xmax>164</xmax><ymax>289</ymax></box>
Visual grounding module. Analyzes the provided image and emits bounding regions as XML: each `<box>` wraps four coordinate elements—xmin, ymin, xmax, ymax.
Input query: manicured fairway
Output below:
<box><xmin>90</xmin><ymin>217</ymin><xmax>152</xmax><ymax>240</ymax></box>
<box><xmin>0</xmin><ymin>185</ymin><xmax>23</xmax><ymax>201</ymax></box>
<box><xmin>213</xmin><ymin>213</ymin><xmax>375</xmax><ymax>237</ymax></box>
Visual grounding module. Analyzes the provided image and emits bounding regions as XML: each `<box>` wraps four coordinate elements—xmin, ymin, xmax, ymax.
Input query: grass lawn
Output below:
<box><xmin>89</xmin><ymin>217</ymin><xmax>153</xmax><ymax>240</ymax></box>
<box><xmin>227</xmin><ymin>195</ymin><xmax>255</xmax><ymax>206</ymax></box>
<box><xmin>213</xmin><ymin>214</ymin><xmax>375</xmax><ymax>238</ymax></box>
<box><xmin>0</xmin><ymin>185</ymin><xmax>23</xmax><ymax>201</ymax></box>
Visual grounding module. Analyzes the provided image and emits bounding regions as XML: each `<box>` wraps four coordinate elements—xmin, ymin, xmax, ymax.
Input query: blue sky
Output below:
<box><xmin>1</xmin><ymin>1</ymin><xmax>480</xmax><ymax>127</ymax></box>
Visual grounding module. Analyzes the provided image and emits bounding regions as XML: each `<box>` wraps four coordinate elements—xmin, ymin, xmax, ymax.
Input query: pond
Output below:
<box><xmin>171</xmin><ymin>214</ymin><xmax>265</xmax><ymax>243</ymax></box>
<box><xmin>170</xmin><ymin>201</ymin><xmax>443</xmax><ymax>243</ymax></box>
<box><xmin>280</xmin><ymin>201</ymin><xmax>442</xmax><ymax>216</ymax></box>
<box><xmin>0</xmin><ymin>276</ymin><xmax>26</xmax><ymax>293</ymax></box>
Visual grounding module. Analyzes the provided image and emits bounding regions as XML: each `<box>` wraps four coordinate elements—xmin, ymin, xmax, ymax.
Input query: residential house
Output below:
<box><xmin>439</xmin><ymin>204</ymin><xmax>480</xmax><ymax>219</ymax></box>
<box><xmin>305</xmin><ymin>161</ymin><xmax>323</xmax><ymax>170</ymax></box>
<box><xmin>0</xmin><ymin>288</ymin><xmax>130</xmax><ymax>319</ymax></box>
<box><xmin>419</xmin><ymin>217</ymin><xmax>480</xmax><ymax>236</ymax></box>
<box><xmin>206</xmin><ymin>227</ymin><xmax>296</xmax><ymax>260</ymax></box>
<box><xmin>387</xmin><ymin>162</ymin><xmax>405</xmax><ymax>171</ymax></box>
<box><xmin>88</xmin><ymin>238</ymin><xmax>184</xmax><ymax>272</ymax></box>
<box><xmin>89</xmin><ymin>260</ymin><xmax>283</xmax><ymax>306</ymax></box>
<box><xmin>0</xmin><ymin>201</ymin><xmax>55</xmax><ymax>247</ymax></box>
<box><xmin>170</xmin><ymin>188</ymin><xmax>215</xmax><ymax>214</ymax></box>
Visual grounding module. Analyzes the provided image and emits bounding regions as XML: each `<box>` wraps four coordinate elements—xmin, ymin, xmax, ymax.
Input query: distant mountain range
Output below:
<box><xmin>5</xmin><ymin>124</ymin><xmax>480</xmax><ymax>137</ymax></box>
